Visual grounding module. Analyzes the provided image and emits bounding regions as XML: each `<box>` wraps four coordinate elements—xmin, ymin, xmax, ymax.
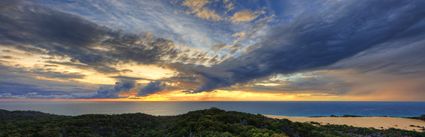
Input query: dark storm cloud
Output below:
<box><xmin>0</xmin><ymin>0</ymin><xmax>181</xmax><ymax>73</ymax></box>
<box><xmin>138</xmin><ymin>81</ymin><xmax>165</xmax><ymax>96</ymax></box>
<box><xmin>191</xmin><ymin>0</ymin><xmax>425</xmax><ymax>92</ymax></box>
<box><xmin>92</xmin><ymin>79</ymin><xmax>136</xmax><ymax>98</ymax></box>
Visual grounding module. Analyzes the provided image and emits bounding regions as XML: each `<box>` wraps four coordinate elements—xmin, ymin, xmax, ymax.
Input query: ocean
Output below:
<box><xmin>0</xmin><ymin>101</ymin><xmax>424</xmax><ymax>117</ymax></box>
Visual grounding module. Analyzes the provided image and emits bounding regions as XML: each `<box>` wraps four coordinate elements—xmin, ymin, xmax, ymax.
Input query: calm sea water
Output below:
<box><xmin>0</xmin><ymin>101</ymin><xmax>424</xmax><ymax>117</ymax></box>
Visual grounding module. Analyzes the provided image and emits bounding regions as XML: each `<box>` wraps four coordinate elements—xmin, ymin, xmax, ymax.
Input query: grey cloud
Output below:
<box><xmin>0</xmin><ymin>64</ymin><xmax>96</xmax><ymax>98</ymax></box>
<box><xmin>0</xmin><ymin>82</ymin><xmax>74</xmax><ymax>99</ymax></box>
<box><xmin>30</xmin><ymin>68</ymin><xmax>85</xmax><ymax>79</ymax></box>
<box><xmin>191</xmin><ymin>0</ymin><xmax>425</xmax><ymax>92</ymax></box>
<box><xmin>138</xmin><ymin>81</ymin><xmax>165</xmax><ymax>96</ymax></box>
<box><xmin>92</xmin><ymin>79</ymin><xmax>136</xmax><ymax>98</ymax></box>
<box><xmin>218</xmin><ymin>72</ymin><xmax>351</xmax><ymax>95</ymax></box>
<box><xmin>0</xmin><ymin>82</ymin><xmax>52</xmax><ymax>96</ymax></box>
<box><xmin>331</xmin><ymin>35</ymin><xmax>425</xmax><ymax>75</ymax></box>
<box><xmin>0</xmin><ymin>63</ymin><xmax>85</xmax><ymax>80</ymax></box>
<box><xmin>280</xmin><ymin>75</ymin><xmax>350</xmax><ymax>94</ymax></box>
<box><xmin>45</xmin><ymin>61</ymin><xmax>119</xmax><ymax>74</ymax></box>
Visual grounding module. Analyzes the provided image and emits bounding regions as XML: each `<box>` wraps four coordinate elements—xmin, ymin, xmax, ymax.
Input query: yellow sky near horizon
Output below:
<box><xmin>0</xmin><ymin>89</ymin><xmax>416</xmax><ymax>102</ymax></box>
<box><xmin>1</xmin><ymin>46</ymin><xmax>424</xmax><ymax>101</ymax></box>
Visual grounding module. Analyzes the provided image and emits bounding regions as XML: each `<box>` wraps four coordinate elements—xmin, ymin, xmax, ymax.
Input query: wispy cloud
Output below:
<box><xmin>182</xmin><ymin>0</ymin><xmax>222</xmax><ymax>21</ymax></box>
<box><xmin>230</xmin><ymin>10</ymin><xmax>258</xmax><ymax>23</ymax></box>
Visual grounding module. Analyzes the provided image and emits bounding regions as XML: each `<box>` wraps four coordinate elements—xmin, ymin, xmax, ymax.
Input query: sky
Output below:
<box><xmin>0</xmin><ymin>0</ymin><xmax>424</xmax><ymax>101</ymax></box>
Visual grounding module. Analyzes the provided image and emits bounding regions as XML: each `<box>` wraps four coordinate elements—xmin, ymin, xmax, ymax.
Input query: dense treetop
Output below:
<box><xmin>0</xmin><ymin>108</ymin><xmax>424</xmax><ymax>137</ymax></box>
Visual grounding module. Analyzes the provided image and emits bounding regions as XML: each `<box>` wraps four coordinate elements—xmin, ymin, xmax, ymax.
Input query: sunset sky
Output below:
<box><xmin>0</xmin><ymin>0</ymin><xmax>424</xmax><ymax>101</ymax></box>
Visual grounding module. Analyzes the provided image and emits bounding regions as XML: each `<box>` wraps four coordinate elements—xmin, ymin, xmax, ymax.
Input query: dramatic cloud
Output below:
<box><xmin>192</xmin><ymin>0</ymin><xmax>425</xmax><ymax>92</ymax></box>
<box><xmin>0</xmin><ymin>0</ymin><xmax>192</xmax><ymax>73</ymax></box>
<box><xmin>0</xmin><ymin>0</ymin><xmax>217</xmax><ymax>98</ymax></box>
<box><xmin>138</xmin><ymin>81</ymin><xmax>166</xmax><ymax>96</ymax></box>
<box><xmin>0</xmin><ymin>0</ymin><xmax>424</xmax><ymax>100</ymax></box>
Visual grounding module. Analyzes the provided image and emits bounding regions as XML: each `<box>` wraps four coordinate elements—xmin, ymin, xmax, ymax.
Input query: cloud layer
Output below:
<box><xmin>138</xmin><ymin>81</ymin><xmax>166</xmax><ymax>96</ymax></box>
<box><xmin>0</xmin><ymin>1</ymin><xmax>185</xmax><ymax>72</ymax></box>
<box><xmin>192</xmin><ymin>0</ymin><xmax>425</xmax><ymax>92</ymax></box>
<box><xmin>0</xmin><ymin>0</ymin><xmax>424</xmax><ymax>100</ymax></box>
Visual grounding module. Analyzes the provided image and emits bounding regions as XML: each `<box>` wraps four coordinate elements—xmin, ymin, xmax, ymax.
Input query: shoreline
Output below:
<box><xmin>2</xmin><ymin>107</ymin><xmax>425</xmax><ymax>132</ymax></box>
<box><xmin>266</xmin><ymin>115</ymin><xmax>425</xmax><ymax>132</ymax></box>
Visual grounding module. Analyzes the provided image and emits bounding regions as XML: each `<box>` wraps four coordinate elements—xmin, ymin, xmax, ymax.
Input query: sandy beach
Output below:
<box><xmin>267</xmin><ymin>115</ymin><xmax>425</xmax><ymax>132</ymax></box>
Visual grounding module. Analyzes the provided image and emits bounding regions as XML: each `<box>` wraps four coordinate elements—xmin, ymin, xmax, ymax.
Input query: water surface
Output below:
<box><xmin>0</xmin><ymin>101</ymin><xmax>424</xmax><ymax>117</ymax></box>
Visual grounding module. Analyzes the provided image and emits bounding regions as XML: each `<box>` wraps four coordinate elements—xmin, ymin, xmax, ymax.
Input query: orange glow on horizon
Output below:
<box><xmin>0</xmin><ymin>90</ymin><xmax>355</xmax><ymax>102</ymax></box>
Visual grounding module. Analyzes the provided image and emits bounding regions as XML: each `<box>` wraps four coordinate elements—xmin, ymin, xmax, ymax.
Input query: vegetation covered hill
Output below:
<box><xmin>0</xmin><ymin>108</ymin><xmax>424</xmax><ymax>137</ymax></box>
<box><xmin>411</xmin><ymin>115</ymin><xmax>425</xmax><ymax>121</ymax></box>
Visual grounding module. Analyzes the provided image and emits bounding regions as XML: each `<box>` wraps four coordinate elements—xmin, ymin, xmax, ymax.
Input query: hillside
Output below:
<box><xmin>0</xmin><ymin>108</ymin><xmax>424</xmax><ymax>137</ymax></box>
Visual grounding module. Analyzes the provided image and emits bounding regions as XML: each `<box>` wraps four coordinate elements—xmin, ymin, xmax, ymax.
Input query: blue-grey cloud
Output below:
<box><xmin>0</xmin><ymin>64</ymin><xmax>95</xmax><ymax>98</ymax></box>
<box><xmin>245</xmin><ymin>75</ymin><xmax>351</xmax><ymax>95</ymax></box>
<box><xmin>92</xmin><ymin>80</ymin><xmax>136</xmax><ymax>98</ymax></box>
<box><xmin>331</xmin><ymin>36</ymin><xmax>425</xmax><ymax>75</ymax></box>
<box><xmin>30</xmin><ymin>68</ymin><xmax>85</xmax><ymax>79</ymax></box>
<box><xmin>138</xmin><ymin>81</ymin><xmax>165</xmax><ymax>96</ymax></box>
<box><xmin>191</xmin><ymin>0</ymin><xmax>425</xmax><ymax>92</ymax></box>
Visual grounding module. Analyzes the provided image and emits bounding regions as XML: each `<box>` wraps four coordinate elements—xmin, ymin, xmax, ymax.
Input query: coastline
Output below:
<box><xmin>266</xmin><ymin>115</ymin><xmax>425</xmax><ymax>132</ymax></box>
